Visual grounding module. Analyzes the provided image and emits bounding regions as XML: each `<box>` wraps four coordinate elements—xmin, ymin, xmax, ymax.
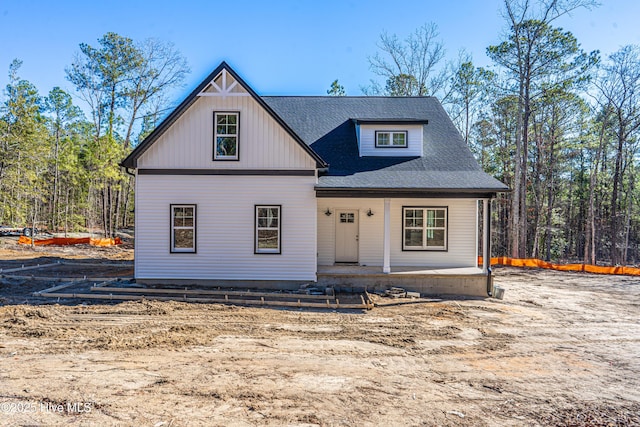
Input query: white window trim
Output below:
<box><xmin>375</xmin><ymin>130</ymin><xmax>408</xmax><ymax>148</ymax></box>
<box><xmin>170</xmin><ymin>204</ymin><xmax>196</xmax><ymax>253</ymax></box>
<box><xmin>214</xmin><ymin>111</ymin><xmax>239</xmax><ymax>160</ymax></box>
<box><xmin>255</xmin><ymin>205</ymin><xmax>281</xmax><ymax>254</ymax></box>
<box><xmin>402</xmin><ymin>206</ymin><xmax>448</xmax><ymax>251</ymax></box>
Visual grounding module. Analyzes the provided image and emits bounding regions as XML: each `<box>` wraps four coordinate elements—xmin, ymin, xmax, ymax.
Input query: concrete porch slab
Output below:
<box><xmin>317</xmin><ymin>265</ymin><xmax>492</xmax><ymax>297</ymax></box>
<box><xmin>318</xmin><ymin>265</ymin><xmax>484</xmax><ymax>276</ymax></box>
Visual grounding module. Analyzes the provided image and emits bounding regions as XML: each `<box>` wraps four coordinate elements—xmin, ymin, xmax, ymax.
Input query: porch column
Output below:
<box><xmin>482</xmin><ymin>198</ymin><xmax>491</xmax><ymax>274</ymax></box>
<box><xmin>383</xmin><ymin>198</ymin><xmax>391</xmax><ymax>273</ymax></box>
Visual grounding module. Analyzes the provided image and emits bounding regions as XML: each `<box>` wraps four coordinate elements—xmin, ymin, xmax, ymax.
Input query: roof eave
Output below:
<box><xmin>351</xmin><ymin>118</ymin><xmax>429</xmax><ymax>125</ymax></box>
<box><xmin>315</xmin><ymin>186</ymin><xmax>510</xmax><ymax>198</ymax></box>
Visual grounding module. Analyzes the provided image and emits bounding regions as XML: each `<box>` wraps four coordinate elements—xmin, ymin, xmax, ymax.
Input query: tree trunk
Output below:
<box><xmin>520</xmin><ymin>75</ymin><xmax>532</xmax><ymax>258</ymax></box>
<box><xmin>102</xmin><ymin>185</ymin><xmax>109</xmax><ymax>238</ymax></box>
<box><xmin>64</xmin><ymin>187</ymin><xmax>69</xmax><ymax>237</ymax></box>
<box><xmin>584</xmin><ymin>113</ymin><xmax>608</xmax><ymax>265</ymax></box>
<box><xmin>610</xmin><ymin>129</ymin><xmax>625</xmax><ymax>264</ymax></box>
<box><xmin>511</xmin><ymin>86</ymin><xmax>524</xmax><ymax>259</ymax></box>
<box><xmin>122</xmin><ymin>175</ymin><xmax>134</xmax><ymax>228</ymax></box>
<box><xmin>623</xmin><ymin>171</ymin><xmax>635</xmax><ymax>264</ymax></box>
<box><xmin>51</xmin><ymin>127</ymin><xmax>60</xmax><ymax>231</ymax></box>
<box><xmin>545</xmin><ymin>120</ymin><xmax>557</xmax><ymax>262</ymax></box>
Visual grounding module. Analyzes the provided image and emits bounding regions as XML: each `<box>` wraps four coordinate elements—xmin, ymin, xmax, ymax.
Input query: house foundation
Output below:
<box><xmin>317</xmin><ymin>266</ymin><xmax>492</xmax><ymax>297</ymax></box>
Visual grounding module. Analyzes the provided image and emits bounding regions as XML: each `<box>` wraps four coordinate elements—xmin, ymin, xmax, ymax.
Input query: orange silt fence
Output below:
<box><xmin>479</xmin><ymin>256</ymin><xmax>640</xmax><ymax>277</ymax></box>
<box><xmin>18</xmin><ymin>236</ymin><xmax>122</xmax><ymax>247</ymax></box>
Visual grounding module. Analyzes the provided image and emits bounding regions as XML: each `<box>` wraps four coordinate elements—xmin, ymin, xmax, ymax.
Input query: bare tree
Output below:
<box><xmin>366</xmin><ymin>23</ymin><xmax>448</xmax><ymax>97</ymax></box>
<box><xmin>122</xmin><ymin>38</ymin><xmax>189</xmax><ymax>150</ymax></box>
<box><xmin>448</xmin><ymin>51</ymin><xmax>495</xmax><ymax>144</ymax></box>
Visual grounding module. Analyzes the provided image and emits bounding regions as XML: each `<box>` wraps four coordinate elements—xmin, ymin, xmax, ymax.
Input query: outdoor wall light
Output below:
<box><xmin>367</xmin><ymin>209</ymin><xmax>374</xmax><ymax>217</ymax></box>
<box><xmin>324</xmin><ymin>208</ymin><xmax>332</xmax><ymax>216</ymax></box>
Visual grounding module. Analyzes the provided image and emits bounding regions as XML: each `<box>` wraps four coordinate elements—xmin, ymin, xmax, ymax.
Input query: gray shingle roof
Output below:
<box><xmin>121</xmin><ymin>60</ymin><xmax>507</xmax><ymax>194</ymax></box>
<box><xmin>262</xmin><ymin>96</ymin><xmax>509</xmax><ymax>193</ymax></box>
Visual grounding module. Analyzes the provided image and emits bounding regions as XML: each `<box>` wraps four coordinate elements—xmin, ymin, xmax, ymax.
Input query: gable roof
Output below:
<box><xmin>120</xmin><ymin>62</ymin><xmax>507</xmax><ymax>195</ymax></box>
<box><xmin>120</xmin><ymin>62</ymin><xmax>327</xmax><ymax>169</ymax></box>
<box><xmin>262</xmin><ymin>96</ymin><xmax>509</xmax><ymax>194</ymax></box>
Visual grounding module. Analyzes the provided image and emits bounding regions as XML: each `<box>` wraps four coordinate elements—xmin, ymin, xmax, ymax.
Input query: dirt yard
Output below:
<box><xmin>0</xmin><ymin>240</ymin><xmax>639</xmax><ymax>426</ymax></box>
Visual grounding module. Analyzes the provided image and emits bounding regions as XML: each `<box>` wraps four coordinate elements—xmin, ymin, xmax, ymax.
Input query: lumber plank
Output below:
<box><xmin>37</xmin><ymin>292</ymin><xmax>367</xmax><ymax>309</ymax></box>
<box><xmin>0</xmin><ymin>262</ymin><xmax>60</xmax><ymax>274</ymax></box>
<box><xmin>33</xmin><ymin>280</ymin><xmax>84</xmax><ymax>295</ymax></box>
<box><xmin>1</xmin><ymin>274</ymin><xmax>132</xmax><ymax>282</ymax></box>
<box><xmin>60</xmin><ymin>261</ymin><xmax>133</xmax><ymax>268</ymax></box>
<box><xmin>90</xmin><ymin>286</ymin><xmax>336</xmax><ymax>300</ymax></box>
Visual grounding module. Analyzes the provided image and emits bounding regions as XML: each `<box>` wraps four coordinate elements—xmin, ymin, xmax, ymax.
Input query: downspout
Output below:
<box><xmin>485</xmin><ymin>197</ymin><xmax>493</xmax><ymax>297</ymax></box>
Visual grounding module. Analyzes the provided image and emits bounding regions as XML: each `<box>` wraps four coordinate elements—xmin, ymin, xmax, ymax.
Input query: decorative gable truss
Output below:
<box><xmin>197</xmin><ymin>68</ymin><xmax>249</xmax><ymax>98</ymax></box>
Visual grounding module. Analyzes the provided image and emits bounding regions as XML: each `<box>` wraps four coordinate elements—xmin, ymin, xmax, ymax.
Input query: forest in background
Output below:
<box><xmin>0</xmin><ymin>33</ymin><xmax>189</xmax><ymax>239</ymax></box>
<box><xmin>1</xmin><ymin>0</ymin><xmax>639</xmax><ymax>265</ymax></box>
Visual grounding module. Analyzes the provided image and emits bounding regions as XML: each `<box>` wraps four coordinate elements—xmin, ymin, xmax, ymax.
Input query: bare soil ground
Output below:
<box><xmin>0</xmin><ymin>239</ymin><xmax>639</xmax><ymax>426</ymax></box>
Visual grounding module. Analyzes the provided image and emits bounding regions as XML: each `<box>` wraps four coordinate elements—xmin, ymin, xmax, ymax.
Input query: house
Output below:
<box><xmin>121</xmin><ymin>62</ymin><xmax>509</xmax><ymax>297</ymax></box>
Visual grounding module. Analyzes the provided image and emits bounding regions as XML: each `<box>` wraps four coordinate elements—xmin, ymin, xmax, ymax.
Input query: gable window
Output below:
<box><xmin>255</xmin><ymin>205</ymin><xmax>281</xmax><ymax>254</ymax></box>
<box><xmin>375</xmin><ymin>130</ymin><xmax>407</xmax><ymax>148</ymax></box>
<box><xmin>214</xmin><ymin>112</ymin><xmax>239</xmax><ymax>160</ymax></box>
<box><xmin>171</xmin><ymin>205</ymin><xmax>196</xmax><ymax>253</ymax></box>
<box><xmin>403</xmin><ymin>207</ymin><xmax>447</xmax><ymax>251</ymax></box>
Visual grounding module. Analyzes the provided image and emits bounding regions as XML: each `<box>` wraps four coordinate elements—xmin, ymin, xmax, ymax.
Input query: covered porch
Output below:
<box><xmin>316</xmin><ymin>193</ymin><xmax>495</xmax><ymax>297</ymax></box>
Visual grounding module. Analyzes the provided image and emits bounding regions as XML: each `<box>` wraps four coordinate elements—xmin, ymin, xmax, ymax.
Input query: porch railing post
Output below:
<box><xmin>483</xmin><ymin>198</ymin><xmax>490</xmax><ymax>274</ymax></box>
<box><xmin>383</xmin><ymin>198</ymin><xmax>391</xmax><ymax>273</ymax></box>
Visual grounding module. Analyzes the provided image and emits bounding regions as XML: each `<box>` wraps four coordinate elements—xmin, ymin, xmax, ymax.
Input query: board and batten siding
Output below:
<box><xmin>137</xmin><ymin>93</ymin><xmax>316</xmax><ymax>170</ymax></box>
<box><xmin>318</xmin><ymin>198</ymin><xmax>478</xmax><ymax>268</ymax></box>
<box><xmin>358</xmin><ymin>124</ymin><xmax>423</xmax><ymax>157</ymax></box>
<box><xmin>135</xmin><ymin>174</ymin><xmax>317</xmax><ymax>281</ymax></box>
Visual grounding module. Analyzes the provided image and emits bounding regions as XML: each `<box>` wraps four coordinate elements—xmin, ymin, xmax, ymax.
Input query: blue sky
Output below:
<box><xmin>1</xmin><ymin>0</ymin><xmax>639</xmax><ymax>106</ymax></box>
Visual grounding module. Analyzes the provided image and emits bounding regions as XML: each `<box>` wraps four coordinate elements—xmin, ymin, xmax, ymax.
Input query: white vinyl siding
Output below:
<box><xmin>135</xmin><ymin>174</ymin><xmax>317</xmax><ymax>281</ymax></box>
<box><xmin>358</xmin><ymin>124</ymin><xmax>423</xmax><ymax>157</ymax></box>
<box><xmin>318</xmin><ymin>198</ymin><xmax>477</xmax><ymax>268</ymax></box>
<box><xmin>137</xmin><ymin>94</ymin><xmax>316</xmax><ymax>170</ymax></box>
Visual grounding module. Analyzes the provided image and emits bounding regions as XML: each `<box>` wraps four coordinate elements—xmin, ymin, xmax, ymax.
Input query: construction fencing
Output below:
<box><xmin>481</xmin><ymin>256</ymin><xmax>640</xmax><ymax>277</ymax></box>
<box><xmin>18</xmin><ymin>236</ymin><xmax>122</xmax><ymax>247</ymax></box>
<box><xmin>13</xmin><ymin>236</ymin><xmax>640</xmax><ymax>276</ymax></box>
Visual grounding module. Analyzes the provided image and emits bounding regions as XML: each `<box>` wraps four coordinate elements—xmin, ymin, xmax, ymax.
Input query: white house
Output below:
<box><xmin>121</xmin><ymin>62</ymin><xmax>509</xmax><ymax>296</ymax></box>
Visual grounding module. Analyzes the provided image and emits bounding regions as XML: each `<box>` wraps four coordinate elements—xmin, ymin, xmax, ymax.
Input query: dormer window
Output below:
<box><xmin>214</xmin><ymin>112</ymin><xmax>239</xmax><ymax>160</ymax></box>
<box><xmin>375</xmin><ymin>131</ymin><xmax>407</xmax><ymax>148</ymax></box>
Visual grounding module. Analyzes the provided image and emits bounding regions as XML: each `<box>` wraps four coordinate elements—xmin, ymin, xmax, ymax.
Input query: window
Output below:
<box><xmin>214</xmin><ymin>112</ymin><xmax>239</xmax><ymax>160</ymax></box>
<box><xmin>403</xmin><ymin>207</ymin><xmax>447</xmax><ymax>250</ymax></box>
<box><xmin>171</xmin><ymin>205</ymin><xmax>196</xmax><ymax>253</ymax></box>
<box><xmin>375</xmin><ymin>131</ymin><xmax>407</xmax><ymax>148</ymax></box>
<box><xmin>340</xmin><ymin>212</ymin><xmax>355</xmax><ymax>223</ymax></box>
<box><xmin>255</xmin><ymin>205</ymin><xmax>281</xmax><ymax>254</ymax></box>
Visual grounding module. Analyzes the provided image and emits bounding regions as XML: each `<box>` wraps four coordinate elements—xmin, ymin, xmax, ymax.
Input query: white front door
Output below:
<box><xmin>335</xmin><ymin>210</ymin><xmax>358</xmax><ymax>263</ymax></box>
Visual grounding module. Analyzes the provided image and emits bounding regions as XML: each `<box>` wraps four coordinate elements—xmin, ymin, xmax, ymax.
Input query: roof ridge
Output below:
<box><xmin>262</xmin><ymin>95</ymin><xmax>437</xmax><ymax>99</ymax></box>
